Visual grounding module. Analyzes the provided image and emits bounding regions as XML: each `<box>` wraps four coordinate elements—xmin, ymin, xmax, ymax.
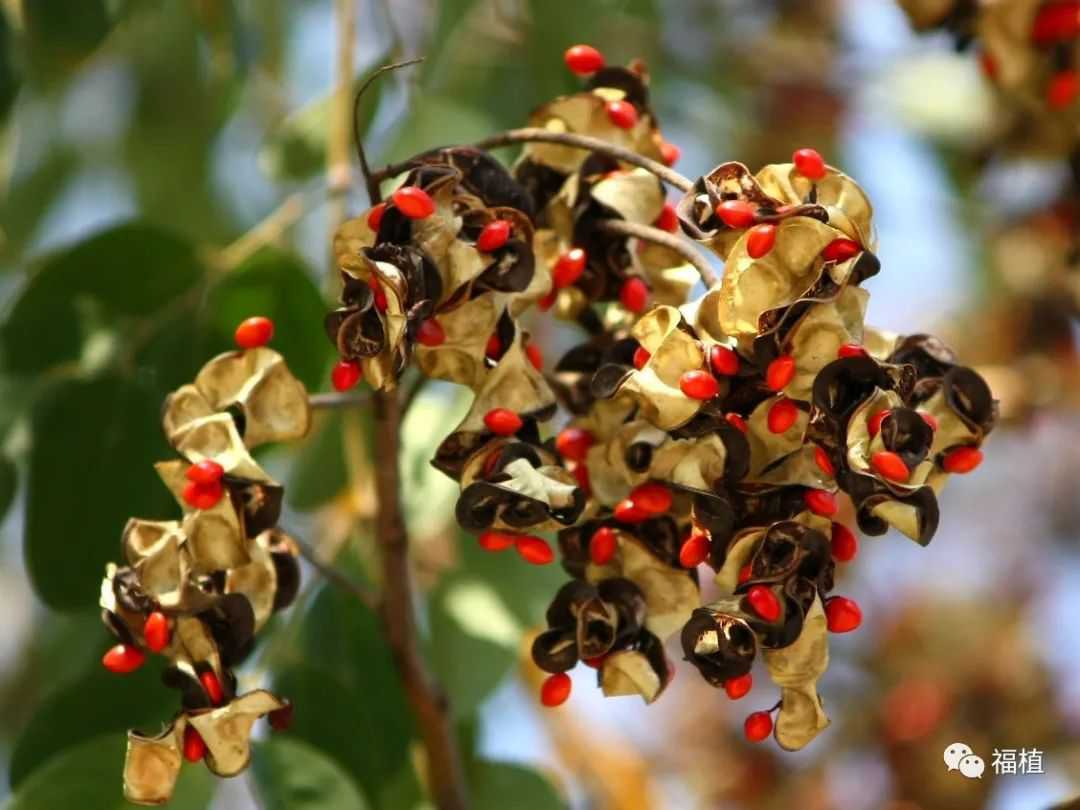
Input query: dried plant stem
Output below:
<box><xmin>309</xmin><ymin>390</ymin><xmax>371</xmax><ymax>409</ymax></box>
<box><xmin>374</xmin><ymin>127</ymin><xmax>694</xmax><ymax>192</ymax></box>
<box><xmin>594</xmin><ymin>218</ymin><xmax>718</xmax><ymax>287</ymax></box>
<box><xmin>327</xmin><ymin>0</ymin><xmax>357</xmax><ymax>269</ymax></box>
<box><xmin>373</xmin><ymin>390</ymin><xmax>469</xmax><ymax>810</ymax></box>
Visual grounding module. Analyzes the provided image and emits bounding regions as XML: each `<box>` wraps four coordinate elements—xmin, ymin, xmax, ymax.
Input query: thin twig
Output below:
<box><xmin>353</xmin><ymin>58</ymin><xmax>424</xmax><ymax>205</ymax></box>
<box><xmin>213</xmin><ymin>190</ymin><xmax>318</xmax><ymax>271</ymax></box>
<box><xmin>373</xmin><ymin>127</ymin><xmax>694</xmax><ymax>192</ymax></box>
<box><xmin>594</xmin><ymin>218</ymin><xmax>719</xmax><ymax>287</ymax></box>
<box><xmin>327</xmin><ymin>0</ymin><xmax>357</xmax><ymax>271</ymax></box>
<box><xmin>293</xmin><ymin>535</ymin><xmax>378</xmax><ymax>609</ymax></box>
<box><xmin>309</xmin><ymin>390</ymin><xmax>371</xmax><ymax>410</ymax></box>
<box><xmin>373</xmin><ymin>390</ymin><xmax>469</xmax><ymax>809</ymax></box>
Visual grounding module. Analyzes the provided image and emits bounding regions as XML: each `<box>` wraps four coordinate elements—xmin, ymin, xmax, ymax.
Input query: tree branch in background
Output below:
<box><xmin>293</xmin><ymin>535</ymin><xmax>378</xmax><ymax>609</ymax></box>
<box><xmin>594</xmin><ymin>218</ymin><xmax>719</xmax><ymax>287</ymax></box>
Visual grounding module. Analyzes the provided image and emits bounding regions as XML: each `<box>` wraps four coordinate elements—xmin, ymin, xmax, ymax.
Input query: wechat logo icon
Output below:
<box><xmin>944</xmin><ymin>742</ymin><xmax>985</xmax><ymax>779</ymax></box>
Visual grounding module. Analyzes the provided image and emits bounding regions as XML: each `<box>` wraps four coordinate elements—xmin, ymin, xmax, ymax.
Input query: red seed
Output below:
<box><xmin>369</xmin><ymin>276</ymin><xmax>388</xmax><ymax>312</ymax></box>
<box><xmin>1032</xmin><ymin>2</ymin><xmax>1080</xmax><ymax>45</ymax></box>
<box><xmin>867</xmin><ymin>408</ymin><xmax>890</xmax><ymax>438</ymax></box>
<box><xmin>792</xmin><ymin>147</ymin><xmax>827</xmax><ymax>180</ymax></box>
<box><xmin>804</xmin><ymin>488</ymin><xmax>838</xmax><ymax>517</ymax></box>
<box><xmin>102</xmin><ymin>644</ymin><xmax>146</xmax><ymax>674</ymax></box>
<box><xmin>660</xmin><ymin>141</ymin><xmax>681</xmax><ymax>166</ymax></box>
<box><xmin>871</xmin><ymin>450</ymin><xmax>910</xmax><ymax>483</ymax></box>
<box><xmin>416</xmin><ymin>318</ymin><xmax>446</xmax><ymax>347</ymax></box>
<box><xmin>476</xmin><ymin>219</ymin><xmax>511</xmax><ymax>252</ymax></box>
<box><xmin>825</xmin><ymin>596</ymin><xmax>862</xmax><ymax>633</ymax></box>
<box><xmin>478</xmin><ymin>531</ymin><xmax>516</xmax><ymax>552</ymax></box>
<box><xmin>182</xmin><ymin>480</ymin><xmax>223</xmax><ymax>511</ymax></box>
<box><xmin>183</xmin><ymin>726</ymin><xmax>207</xmax><ymax>763</ymax></box>
<box><xmin>920</xmin><ymin>412</ymin><xmax>939</xmax><ymax>431</ymax></box>
<box><xmin>564</xmin><ymin>44</ymin><xmax>605</xmax><ymax>75</ymax></box>
<box><xmin>606</xmin><ymin>99</ymin><xmax>638</xmax><ymax>129</ymax></box>
<box><xmin>234</xmin><ymin>316</ymin><xmax>274</xmax><ymax>349</ymax></box>
<box><xmin>1047</xmin><ymin>70</ymin><xmax>1079</xmax><ymax>109</ymax></box>
<box><xmin>655</xmin><ymin>203</ymin><xmax>678</xmax><ymax>233</ymax></box>
<box><xmin>200</xmin><ymin>670</ymin><xmax>224</xmax><ymax>705</ymax></box>
<box><xmin>552</xmin><ymin>248</ymin><xmax>587</xmax><ymax>288</ymax></box>
<box><xmin>185</xmin><ymin>460</ymin><xmax>224</xmax><ymax>486</ymax></box>
<box><xmin>540</xmin><ymin>672</ymin><xmax>572</xmax><ymax>707</ymax></box>
<box><xmin>744</xmin><ymin>711</ymin><xmax>773</xmax><ymax>742</ymax></box>
<box><xmin>556</xmin><ymin>427</ymin><xmax>594</xmax><ymax>462</ymax></box>
<box><xmin>715</xmin><ymin>200</ymin><xmax>756</xmax><ymax>229</ymax></box>
<box><xmin>526</xmin><ymin>342</ymin><xmax>544</xmax><ymax>371</ymax></box>
<box><xmin>485</xmin><ymin>334</ymin><xmax>503</xmax><ymax>360</ymax></box>
<box><xmin>680</xmin><ymin>370</ymin><xmax>719</xmax><ymax>400</ymax></box>
<box><xmin>814</xmin><ymin>446</ymin><xmax>835</xmax><ymax>478</ymax></box>
<box><xmin>726</xmin><ymin>413</ymin><xmax>749</xmax><ymax>433</ymax></box>
<box><xmin>710</xmin><ymin>345</ymin><xmax>740</xmax><ymax>376</ymax></box>
<box><xmin>631</xmin><ymin>482</ymin><xmax>673</xmax><ymax>515</ymax></box>
<box><xmin>767</xmin><ymin>398</ymin><xmax>799</xmax><ymax>434</ymax></box>
<box><xmin>738</xmin><ymin>563</ymin><xmax>753</xmax><ymax>584</ymax></box>
<box><xmin>633</xmin><ymin>346</ymin><xmax>651</xmax><ymax>369</ymax></box>
<box><xmin>822</xmin><ymin>238</ymin><xmax>861</xmax><ymax>263</ymax></box>
<box><xmin>590</xmin><ymin>527</ymin><xmax>618</xmax><ymax>565</ymax></box>
<box><xmin>143</xmin><ymin>611</ymin><xmax>171</xmax><ymax>653</ymax></box>
<box><xmin>515</xmin><ymin>535</ymin><xmax>554</xmax><ymax>565</ymax></box>
<box><xmin>746</xmin><ymin>585</ymin><xmax>781</xmax><ymax>622</ymax></box>
<box><xmin>831</xmin><ymin>523</ymin><xmax>858</xmax><ymax>562</ymax></box>
<box><xmin>765</xmin><ymin>355</ymin><xmax>796</xmax><ymax>391</ymax></box>
<box><xmin>572</xmin><ymin>462</ymin><xmax>591</xmax><ymax>495</ymax></box>
<box><xmin>331</xmin><ymin>360</ymin><xmax>363</xmax><ymax>392</ymax></box>
<box><xmin>837</xmin><ymin>342</ymin><xmax>868</xmax><ymax>359</ymax></box>
<box><xmin>679</xmin><ymin>533</ymin><xmax>711</xmax><ymax>568</ymax></box>
<box><xmin>366</xmin><ymin>202</ymin><xmax>386</xmax><ymax>231</ymax></box>
<box><xmin>268</xmin><ymin>703</ymin><xmax>294</xmax><ymax>732</ymax></box>
<box><xmin>620</xmin><ymin>277</ymin><xmax>650</xmax><ymax>313</ymax></box>
<box><xmin>484</xmin><ymin>408</ymin><xmax>523</xmax><ymax>436</ymax></box>
<box><xmin>614</xmin><ymin>498</ymin><xmax>649</xmax><ymax>523</ymax></box>
<box><xmin>724</xmin><ymin>672</ymin><xmax>753</xmax><ymax>700</ymax></box>
<box><xmin>583</xmin><ymin>656</ymin><xmax>605</xmax><ymax>669</ymax></box>
<box><xmin>942</xmin><ymin>446</ymin><xmax>983</xmax><ymax>474</ymax></box>
<box><xmin>746</xmin><ymin>224</ymin><xmax>777</xmax><ymax>259</ymax></box>
<box><xmin>391</xmin><ymin>185</ymin><xmax>436</xmax><ymax>219</ymax></box>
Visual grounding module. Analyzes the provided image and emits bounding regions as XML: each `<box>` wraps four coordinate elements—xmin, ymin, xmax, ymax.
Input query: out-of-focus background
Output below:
<box><xmin>0</xmin><ymin>0</ymin><xmax>1078</xmax><ymax>808</ymax></box>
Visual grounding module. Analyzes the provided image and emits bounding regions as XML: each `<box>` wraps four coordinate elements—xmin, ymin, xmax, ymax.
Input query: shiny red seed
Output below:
<box><xmin>102</xmin><ymin>644</ymin><xmax>145</xmax><ymax>674</ymax></box>
<box><xmin>1047</xmin><ymin>70</ymin><xmax>1079</xmax><ymax>109</ymax></box>
<box><xmin>478</xmin><ymin>530</ymin><xmax>516</xmax><ymax>552</ymax></box>
<box><xmin>837</xmin><ymin>342</ymin><xmax>868</xmax><ymax>359</ymax></box>
<box><xmin>556</xmin><ymin>427</ymin><xmax>594</xmax><ymax>462</ymax></box>
<box><xmin>526</xmin><ymin>342</ymin><xmax>544</xmax><ymax>371</ymax></box>
<box><xmin>942</xmin><ymin>446</ymin><xmax>982</xmax><ymax>474</ymax></box>
<box><xmin>200</xmin><ymin>670</ymin><xmax>224</xmax><ymax>705</ymax></box>
<box><xmin>183</xmin><ymin>726</ymin><xmax>207</xmax><ymax>763</ymax></box>
<box><xmin>744</xmin><ymin>711</ymin><xmax>773</xmax><ymax>742</ymax></box>
<box><xmin>871</xmin><ymin>450</ymin><xmax>910</xmax><ymax>483</ymax></box>
<box><xmin>920</xmin><ymin>412</ymin><xmax>939</xmax><ymax>431</ymax></box>
<box><xmin>552</xmin><ymin>248</ymin><xmax>587</xmax><ymax>288</ymax></box>
<box><xmin>830</xmin><ymin>523</ymin><xmax>858</xmax><ymax>562</ymax></box>
<box><xmin>633</xmin><ymin>346</ymin><xmax>651</xmax><ymax>369</ymax></box>
<box><xmin>416</xmin><ymin>318</ymin><xmax>446</xmax><ymax>347</ymax></box>
<box><xmin>767</xmin><ymin>398</ymin><xmax>799</xmax><ymax>434</ymax></box>
<box><xmin>366</xmin><ymin>202</ymin><xmax>386</xmax><ymax>231</ymax></box>
<box><xmin>726</xmin><ymin>413</ymin><xmax>749</xmax><ymax>433</ymax></box>
<box><xmin>369</xmin><ymin>276</ymin><xmax>388</xmax><ymax>312</ymax></box>
<box><xmin>476</xmin><ymin>219</ymin><xmax>511</xmax><ymax>252</ymax></box>
<box><xmin>792</xmin><ymin>147</ymin><xmax>827</xmax><ymax>180</ymax></box>
<box><xmin>821</xmin><ymin>238</ymin><xmax>861</xmax><ymax>263</ymax></box>
<box><xmin>515</xmin><ymin>535</ymin><xmax>554</xmax><ymax>565</ymax></box>
<box><xmin>564</xmin><ymin>44</ymin><xmax>605</xmax><ymax>75</ymax></box>
<box><xmin>234</xmin><ymin>316</ymin><xmax>274</xmax><ymax>349</ymax></box>
<box><xmin>606</xmin><ymin>99</ymin><xmax>638</xmax><ymax>129</ymax></box>
<box><xmin>814</xmin><ymin>446</ymin><xmax>835</xmax><ymax>478</ymax></box>
<box><xmin>590</xmin><ymin>527</ymin><xmax>618</xmax><ymax>565</ymax></box>
<box><xmin>765</xmin><ymin>354</ymin><xmax>796</xmax><ymax>391</ymax></box>
<box><xmin>825</xmin><ymin>596</ymin><xmax>862</xmax><ymax>633</ymax></box>
<box><xmin>331</xmin><ymin>360</ymin><xmax>362</xmax><ymax>392</ymax></box>
<box><xmin>540</xmin><ymin>672</ymin><xmax>572</xmax><ymax>706</ymax></box>
<box><xmin>1032</xmin><ymin>2</ymin><xmax>1080</xmax><ymax>45</ymax></box>
<box><xmin>182</xmin><ymin>480</ymin><xmax>223</xmax><ymax>511</ymax></box>
<box><xmin>484</xmin><ymin>408</ymin><xmax>523</xmax><ymax>436</ymax></box>
<box><xmin>738</xmin><ymin>563</ymin><xmax>753</xmax><ymax>584</ymax></box>
<box><xmin>185</xmin><ymin>460</ymin><xmax>224</xmax><ymax>486</ymax></box>
<box><xmin>724</xmin><ymin>672</ymin><xmax>753</xmax><ymax>700</ymax></box>
<box><xmin>746</xmin><ymin>224</ymin><xmax>777</xmax><ymax>259</ymax></box>
<box><xmin>655</xmin><ymin>203</ymin><xmax>678</xmax><ymax>233</ymax></box>
<box><xmin>660</xmin><ymin>141</ymin><xmax>681</xmax><ymax>166</ymax></box>
<box><xmin>620</xmin><ymin>277</ymin><xmax>649</xmax><ymax>313</ymax></box>
<box><xmin>867</xmin><ymin>408</ymin><xmax>890</xmax><ymax>438</ymax></box>
<box><xmin>746</xmin><ymin>585</ymin><xmax>781</xmax><ymax>622</ymax></box>
<box><xmin>804</xmin><ymin>488</ymin><xmax>838</xmax><ymax>517</ymax></box>
<box><xmin>391</xmin><ymin>185</ymin><xmax>436</xmax><ymax>219</ymax></box>
<box><xmin>143</xmin><ymin>611</ymin><xmax>171</xmax><ymax>653</ymax></box>
<box><xmin>679</xmin><ymin>533</ymin><xmax>711</xmax><ymax>568</ymax></box>
<box><xmin>485</xmin><ymin>334</ymin><xmax>503</xmax><ymax>360</ymax></box>
<box><xmin>572</xmin><ymin>462</ymin><xmax>591</xmax><ymax>495</ymax></box>
<box><xmin>268</xmin><ymin>703</ymin><xmax>294</xmax><ymax>732</ymax></box>
<box><xmin>680</xmin><ymin>370</ymin><xmax>720</xmax><ymax>400</ymax></box>
<box><xmin>715</xmin><ymin>200</ymin><xmax>756</xmax><ymax>229</ymax></box>
<box><xmin>631</xmin><ymin>482</ymin><xmax>673</xmax><ymax>515</ymax></box>
<box><xmin>614</xmin><ymin>498</ymin><xmax>649</xmax><ymax>523</ymax></box>
<box><xmin>710</xmin><ymin>345</ymin><xmax>740</xmax><ymax>376</ymax></box>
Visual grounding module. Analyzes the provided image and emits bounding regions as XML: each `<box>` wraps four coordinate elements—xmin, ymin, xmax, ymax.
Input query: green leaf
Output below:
<box><xmin>0</xmin><ymin>9</ymin><xmax>20</xmax><ymax>121</ymax></box>
<box><xmin>24</xmin><ymin>374</ymin><xmax>175</xmax><ymax>610</ymax></box>
<box><xmin>9</xmin><ymin>662</ymin><xmax>179</xmax><ymax>788</ymax></box>
<box><xmin>251</xmin><ymin>737</ymin><xmax>369</xmax><ymax>810</ymax></box>
<box><xmin>4</xmin><ymin>734</ymin><xmax>213</xmax><ymax>810</ymax></box>
<box><xmin>1</xmin><ymin>222</ymin><xmax>205</xmax><ymax>375</ymax></box>
<box><xmin>470</xmin><ymin>761</ymin><xmax>568</xmax><ymax>810</ymax></box>
<box><xmin>287</xmin><ymin>410</ymin><xmax>350</xmax><ymax>511</ymax></box>
<box><xmin>21</xmin><ymin>0</ymin><xmax>111</xmax><ymax>85</ymax></box>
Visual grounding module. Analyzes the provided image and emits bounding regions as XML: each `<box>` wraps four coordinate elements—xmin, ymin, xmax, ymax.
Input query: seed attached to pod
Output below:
<box><xmin>822</xmin><ymin>238</ymin><xmax>860</xmax><ymax>263</ymax></box>
<box><xmin>655</xmin><ymin>203</ymin><xmax>678</xmax><ymax>233</ymax></box>
<box><xmin>765</xmin><ymin>355</ymin><xmax>796</xmax><ymax>391</ymax></box>
<box><xmin>234</xmin><ymin>316</ymin><xmax>274</xmax><ymax>349</ymax></box>
<box><xmin>391</xmin><ymin>186</ymin><xmax>436</xmax><ymax>219</ymax></box>
<box><xmin>515</xmin><ymin>535</ymin><xmax>554</xmax><ymax>565</ymax></box>
<box><xmin>630</xmin><ymin>482</ymin><xmax>672</xmax><ymax>515</ymax></box>
<box><xmin>830</xmin><ymin>523</ymin><xmax>858</xmax><ymax>562</ymax></box>
<box><xmin>825</xmin><ymin>596</ymin><xmax>862</xmax><ymax>633</ymax></box>
<box><xmin>606</xmin><ymin>99</ymin><xmax>638</xmax><ymax>129</ymax></box>
<box><xmin>724</xmin><ymin>672</ymin><xmax>753</xmax><ymax>700</ymax></box>
<box><xmin>746</xmin><ymin>224</ymin><xmax>777</xmax><ymax>258</ymax></box>
<box><xmin>679</xmin><ymin>533</ymin><xmax>710</xmax><ymax>568</ymax></box>
<box><xmin>942</xmin><ymin>446</ymin><xmax>983</xmax><ymax>474</ymax></box>
<box><xmin>726</xmin><ymin>412</ymin><xmax>749</xmax><ymax>433</ymax></box>
<box><xmin>614</xmin><ymin>499</ymin><xmax>649</xmax><ymax>524</ymax></box>
<box><xmin>552</xmin><ymin>248</ymin><xmax>587</xmax><ymax>288</ymax></box>
<box><xmin>746</xmin><ymin>585</ymin><xmax>781</xmax><ymax>622</ymax></box>
<box><xmin>484</xmin><ymin>408</ymin><xmax>523</xmax><ymax>436</ymax></box>
<box><xmin>867</xmin><ymin>408</ymin><xmax>890</xmax><ymax>438</ymax></box>
<box><xmin>767</xmin><ymin>398</ymin><xmax>799</xmax><ymax>434</ymax></box>
<box><xmin>540</xmin><ymin>672</ymin><xmax>572</xmax><ymax>706</ymax></box>
<box><xmin>680</xmin><ymin>370</ymin><xmax>719</xmax><ymax>400</ymax></box>
<box><xmin>143</xmin><ymin>611</ymin><xmax>171</xmax><ymax>653</ymax></box>
<box><xmin>416</xmin><ymin>318</ymin><xmax>446</xmax><ymax>347</ymax></box>
<box><xmin>185</xmin><ymin>460</ymin><xmax>224</xmax><ymax>486</ymax></box>
<box><xmin>620</xmin><ymin>277</ymin><xmax>649</xmax><ymax>313</ymax></box>
<box><xmin>331</xmin><ymin>360</ymin><xmax>362</xmax><ymax>392</ymax></box>
<box><xmin>200</xmin><ymin>670</ymin><xmax>224</xmax><ymax>705</ymax></box>
<box><xmin>476</xmin><ymin>219</ymin><xmax>511</xmax><ymax>252</ymax></box>
<box><xmin>814</xmin><ymin>446</ymin><xmax>835</xmax><ymax>477</ymax></box>
<box><xmin>102</xmin><ymin>644</ymin><xmax>146</xmax><ymax>674</ymax></box>
<box><xmin>715</xmin><ymin>200</ymin><xmax>756</xmax><ymax>229</ymax></box>
<box><xmin>182</xmin><ymin>480</ymin><xmax>223</xmax><ymax>511</ymax></box>
<box><xmin>478</xmin><ymin>531</ymin><xmax>516</xmax><ymax>552</ymax></box>
<box><xmin>744</xmin><ymin>710</ymin><xmax>773</xmax><ymax>742</ymax></box>
<box><xmin>871</xmin><ymin>450</ymin><xmax>910</xmax><ymax>483</ymax></box>
<box><xmin>564</xmin><ymin>44</ymin><xmax>605</xmax><ymax>75</ymax></box>
<box><xmin>837</xmin><ymin>342</ymin><xmax>867</xmax><ymax>359</ymax></box>
<box><xmin>590</xmin><ymin>527</ymin><xmax>618</xmax><ymax>565</ymax></box>
<box><xmin>710</xmin><ymin>345</ymin><xmax>739</xmax><ymax>376</ymax></box>
<box><xmin>633</xmin><ymin>346</ymin><xmax>651</xmax><ymax>369</ymax></box>
<box><xmin>556</xmin><ymin>427</ymin><xmax>594</xmax><ymax>462</ymax></box>
<box><xmin>366</xmin><ymin>202</ymin><xmax>386</xmax><ymax>231</ymax></box>
<box><xmin>804</xmin><ymin>488</ymin><xmax>838</xmax><ymax>517</ymax></box>
<box><xmin>525</xmin><ymin>342</ymin><xmax>544</xmax><ymax>371</ymax></box>
<box><xmin>792</xmin><ymin>147</ymin><xmax>827</xmax><ymax>180</ymax></box>
<box><xmin>660</xmin><ymin>141</ymin><xmax>681</xmax><ymax>166</ymax></box>
<box><xmin>183</xmin><ymin>726</ymin><xmax>207</xmax><ymax>763</ymax></box>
